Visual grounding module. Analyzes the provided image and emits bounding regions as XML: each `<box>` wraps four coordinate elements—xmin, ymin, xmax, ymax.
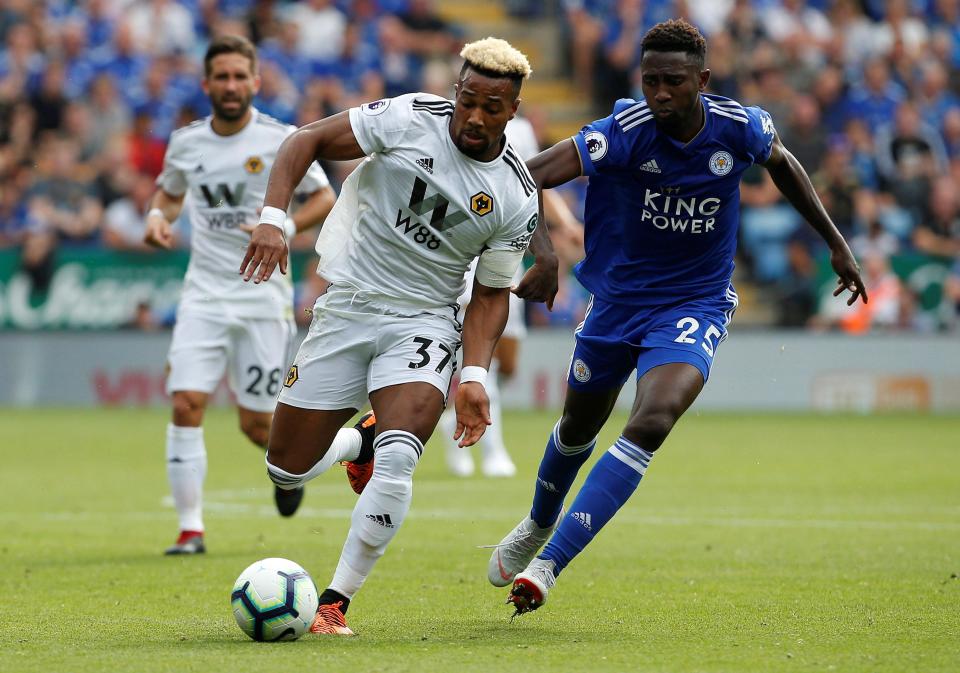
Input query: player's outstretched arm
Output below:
<box><xmin>763</xmin><ymin>135</ymin><xmax>868</xmax><ymax>306</ymax></box>
<box><xmin>515</xmin><ymin>139</ymin><xmax>584</xmax><ymax>307</ymax></box>
<box><xmin>455</xmin><ymin>280</ymin><xmax>510</xmax><ymax>447</ymax></box>
<box><xmin>143</xmin><ymin>189</ymin><xmax>185</xmax><ymax>250</ymax></box>
<box><xmin>241</xmin><ymin>112</ymin><xmax>366</xmax><ymax>284</ymax></box>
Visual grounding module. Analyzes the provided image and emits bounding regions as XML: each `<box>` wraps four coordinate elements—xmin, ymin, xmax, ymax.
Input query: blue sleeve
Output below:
<box><xmin>572</xmin><ymin>98</ymin><xmax>639</xmax><ymax>176</ymax></box>
<box><xmin>744</xmin><ymin>106</ymin><xmax>776</xmax><ymax>165</ymax></box>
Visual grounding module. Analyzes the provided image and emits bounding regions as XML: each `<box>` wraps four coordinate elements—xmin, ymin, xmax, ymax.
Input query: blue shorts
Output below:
<box><xmin>566</xmin><ymin>287</ymin><xmax>738</xmax><ymax>392</ymax></box>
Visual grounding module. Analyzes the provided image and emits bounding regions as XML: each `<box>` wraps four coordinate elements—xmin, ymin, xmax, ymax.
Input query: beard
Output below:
<box><xmin>210</xmin><ymin>93</ymin><xmax>250</xmax><ymax>121</ymax></box>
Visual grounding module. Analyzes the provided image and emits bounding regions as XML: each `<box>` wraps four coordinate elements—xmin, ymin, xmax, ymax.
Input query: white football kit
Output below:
<box><xmin>279</xmin><ymin>93</ymin><xmax>539</xmax><ymax>410</ymax></box>
<box><xmin>457</xmin><ymin>116</ymin><xmax>541</xmax><ymax>340</ymax></box>
<box><xmin>158</xmin><ymin>108</ymin><xmax>329</xmax><ymax>411</ymax></box>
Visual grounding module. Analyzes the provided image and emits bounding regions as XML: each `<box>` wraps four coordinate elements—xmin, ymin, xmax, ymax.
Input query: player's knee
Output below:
<box><xmin>623</xmin><ymin>410</ymin><xmax>677</xmax><ymax>452</ymax></box>
<box><xmin>239</xmin><ymin>416</ymin><xmax>270</xmax><ymax>448</ymax></box>
<box><xmin>557</xmin><ymin>414</ymin><xmax>603</xmax><ymax>448</ymax></box>
<box><xmin>171</xmin><ymin>392</ymin><xmax>205</xmax><ymax>426</ymax></box>
<box><xmin>265</xmin><ymin>455</ymin><xmax>305</xmax><ymax>490</ymax></box>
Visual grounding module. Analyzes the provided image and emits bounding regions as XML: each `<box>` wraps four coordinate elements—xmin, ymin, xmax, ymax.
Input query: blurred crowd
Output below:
<box><xmin>0</xmin><ymin>0</ymin><xmax>959</xmax><ymax>332</ymax></box>
<box><xmin>554</xmin><ymin>0</ymin><xmax>960</xmax><ymax>330</ymax></box>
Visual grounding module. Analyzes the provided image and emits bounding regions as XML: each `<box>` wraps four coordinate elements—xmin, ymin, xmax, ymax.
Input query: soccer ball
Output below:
<box><xmin>231</xmin><ymin>558</ymin><xmax>319</xmax><ymax>641</ymax></box>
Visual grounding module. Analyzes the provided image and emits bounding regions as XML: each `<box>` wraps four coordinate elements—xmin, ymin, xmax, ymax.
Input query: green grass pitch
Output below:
<box><xmin>3</xmin><ymin>408</ymin><xmax>958</xmax><ymax>673</ymax></box>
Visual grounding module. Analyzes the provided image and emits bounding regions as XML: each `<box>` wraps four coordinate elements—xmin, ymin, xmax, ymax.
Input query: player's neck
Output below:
<box><xmin>211</xmin><ymin>109</ymin><xmax>253</xmax><ymax>136</ymax></box>
<box><xmin>664</xmin><ymin>98</ymin><xmax>705</xmax><ymax>145</ymax></box>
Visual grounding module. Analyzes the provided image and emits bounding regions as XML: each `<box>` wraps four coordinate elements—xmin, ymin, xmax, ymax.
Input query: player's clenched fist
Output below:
<box><xmin>240</xmin><ymin>222</ymin><xmax>288</xmax><ymax>284</ymax></box>
<box><xmin>144</xmin><ymin>208</ymin><xmax>175</xmax><ymax>249</ymax></box>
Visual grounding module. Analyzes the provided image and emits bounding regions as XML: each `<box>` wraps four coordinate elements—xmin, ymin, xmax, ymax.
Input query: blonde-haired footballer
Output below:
<box><xmin>240</xmin><ymin>37</ymin><xmax>559</xmax><ymax>635</ymax></box>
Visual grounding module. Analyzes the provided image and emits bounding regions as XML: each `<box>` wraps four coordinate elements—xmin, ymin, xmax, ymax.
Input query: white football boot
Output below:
<box><xmin>508</xmin><ymin>558</ymin><xmax>558</xmax><ymax>616</ymax></box>
<box><xmin>486</xmin><ymin>509</ymin><xmax>562</xmax><ymax>587</ymax></box>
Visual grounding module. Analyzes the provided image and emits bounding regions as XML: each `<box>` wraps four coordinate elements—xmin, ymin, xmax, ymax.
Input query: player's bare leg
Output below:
<box><xmin>509</xmin><ymin>363</ymin><xmax>704</xmax><ymax>615</ymax></box>
<box><xmin>236</xmin><ymin>405</ymin><xmax>308</xmax><ymax>517</ymax></box>
<box><xmin>314</xmin><ymin>382</ymin><xmax>444</xmax><ymax>635</ymax></box>
<box><xmin>165</xmin><ymin>390</ymin><xmax>209</xmax><ymax>555</ymax></box>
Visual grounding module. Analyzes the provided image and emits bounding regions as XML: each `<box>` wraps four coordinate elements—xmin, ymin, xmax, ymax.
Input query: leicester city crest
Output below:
<box><xmin>708</xmin><ymin>151</ymin><xmax>733</xmax><ymax>176</ymax></box>
<box><xmin>572</xmin><ymin>358</ymin><xmax>591</xmax><ymax>383</ymax></box>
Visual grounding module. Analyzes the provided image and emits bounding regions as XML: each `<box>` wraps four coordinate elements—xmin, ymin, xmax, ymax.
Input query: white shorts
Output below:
<box><xmin>166</xmin><ymin>311</ymin><xmax>296</xmax><ymax>413</ymax></box>
<box><xmin>278</xmin><ymin>290</ymin><xmax>462</xmax><ymax>411</ymax></box>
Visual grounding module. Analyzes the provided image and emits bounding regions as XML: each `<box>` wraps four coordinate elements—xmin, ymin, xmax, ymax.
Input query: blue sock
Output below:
<box><xmin>540</xmin><ymin>436</ymin><xmax>653</xmax><ymax>574</ymax></box>
<box><xmin>529</xmin><ymin>421</ymin><xmax>596</xmax><ymax>528</ymax></box>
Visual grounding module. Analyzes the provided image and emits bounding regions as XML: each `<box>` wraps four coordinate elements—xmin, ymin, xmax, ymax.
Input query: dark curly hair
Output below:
<box><xmin>640</xmin><ymin>19</ymin><xmax>707</xmax><ymax>69</ymax></box>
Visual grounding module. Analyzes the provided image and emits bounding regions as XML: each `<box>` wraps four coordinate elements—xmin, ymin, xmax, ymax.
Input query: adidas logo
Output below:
<box><xmin>365</xmin><ymin>513</ymin><xmax>395</xmax><ymax>528</ymax></box>
<box><xmin>416</xmin><ymin>157</ymin><xmax>434</xmax><ymax>174</ymax></box>
<box><xmin>639</xmin><ymin>158</ymin><xmax>661</xmax><ymax>173</ymax></box>
<box><xmin>537</xmin><ymin>477</ymin><xmax>559</xmax><ymax>493</ymax></box>
<box><xmin>572</xmin><ymin>511</ymin><xmax>592</xmax><ymax>531</ymax></box>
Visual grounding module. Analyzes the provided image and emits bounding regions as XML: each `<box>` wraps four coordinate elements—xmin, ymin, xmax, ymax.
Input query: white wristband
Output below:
<box><xmin>147</xmin><ymin>207</ymin><xmax>164</xmax><ymax>220</ymax></box>
<box><xmin>459</xmin><ymin>366</ymin><xmax>487</xmax><ymax>388</ymax></box>
<box><xmin>260</xmin><ymin>205</ymin><xmax>287</xmax><ymax>231</ymax></box>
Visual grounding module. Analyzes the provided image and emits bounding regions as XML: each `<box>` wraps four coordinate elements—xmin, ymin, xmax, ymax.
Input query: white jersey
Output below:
<box><xmin>314</xmin><ymin>93</ymin><xmax>539</xmax><ymax>313</ymax></box>
<box><xmin>158</xmin><ymin>108</ymin><xmax>329</xmax><ymax>320</ymax></box>
<box><xmin>461</xmin><ymin>116</ymin><xmax>540</xmax><ymax>301</ymax></box>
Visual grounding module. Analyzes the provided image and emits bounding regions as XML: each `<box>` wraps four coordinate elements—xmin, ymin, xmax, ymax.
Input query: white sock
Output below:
<box><xmin>166</xmin><ymin>423</ymin><xmax>206</xmax><ymax>532</ymax></box>
<box><xmin>329</xmin><ymin>430</ymin><xmax>421</xmax><ymax>597</ymax></box>
<box><xmin>438</xmin><ymin>403</ymin><xmax>474</xmax><ymax>475</ymax></box>
<box><xmin>266</xmin><ymin>427</ymin><xmax>362</xmax><ymax>490</ymax></box>
<box><xmin>480</xmin><ymin>361</ymin><xmax>510</xmax><ymax>461</ymax></box>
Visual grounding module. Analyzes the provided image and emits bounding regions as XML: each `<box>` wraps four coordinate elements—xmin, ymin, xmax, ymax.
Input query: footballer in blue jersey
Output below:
<box><xmin>497</xmin><ymin>19</ymin><xmax>868</xmax><ymax>617</ymax></box>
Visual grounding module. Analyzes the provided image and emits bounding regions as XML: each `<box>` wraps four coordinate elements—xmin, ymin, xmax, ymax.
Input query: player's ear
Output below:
<box><xmin>509</xmin><ymin>97</ymin><xmax>520</xmax><ymax>120</ymax></box>
<box><xmin>699</xmin><ymin>68</ymin><xmax>711</xmax><ymax>91</ymax></box>
<box><xmin>201</xmin><ymin>76</ymin><xmax>210</xmax><ymax>97</ymax></box>
<box><xmin>252</xmin><ymin>73</ymin><xmax>262</xmax><ymax>95</ymax></box>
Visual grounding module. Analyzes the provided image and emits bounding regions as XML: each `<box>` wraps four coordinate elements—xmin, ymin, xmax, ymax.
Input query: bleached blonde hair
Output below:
<box><xmin>459</xmin><ymin>37</ymin><xmax>532</xmax><ymax>80</ymax></box>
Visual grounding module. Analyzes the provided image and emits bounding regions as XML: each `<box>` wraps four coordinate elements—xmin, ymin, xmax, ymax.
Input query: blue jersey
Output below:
<box><xmin>571</xmin><ymin>94</ymin><xmax>776</xmax><ymax>307</ymax></box>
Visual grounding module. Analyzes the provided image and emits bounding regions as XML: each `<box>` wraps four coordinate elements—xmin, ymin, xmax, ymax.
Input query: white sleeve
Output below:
<box><xmin>347</xmin><ymin>93</ymin><xmax>423</xmax><ymax>155</ymax></box>
<box><xmin>476</xmin><ymin>194</ymin><xmax>539</xmax><ymax>288</ymax></box>
<box><xmin>156</xmin><ymin>132</ymin><xmax>188</xmax><ymax>196</ymax></box>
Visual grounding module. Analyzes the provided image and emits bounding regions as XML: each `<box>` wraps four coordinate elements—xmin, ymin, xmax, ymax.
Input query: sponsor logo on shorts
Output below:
<box><xmin>283</xmin><ymin>365</ymin><xmax>298</xmax><ymax>388</ymax></box>
<box><xmin>572</xmin><ymin>358</ymin><xmax>591</xmax><ymax>383</ymax></box>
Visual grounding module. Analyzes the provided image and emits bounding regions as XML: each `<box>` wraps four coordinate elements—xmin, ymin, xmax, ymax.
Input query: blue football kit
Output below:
<box><xmin>499</xmin><ymin>95</ymin><xmax>784</xmax><ymax>589</ymax></box>
<box><xmin>566</xmin><ymin>93</ymin><xmax>776</xmax><ymax>386</ymax></box>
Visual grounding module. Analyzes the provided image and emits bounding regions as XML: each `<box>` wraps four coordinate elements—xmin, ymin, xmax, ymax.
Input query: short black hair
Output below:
<box><xmin>640</xmin><ymin>19</ymin><xmax>707</xmax><ymax>69</ymax></box>
<box><xmin>458</xmin><ymin>62</ymin><xmax>523</xmax><ymax>99</ymax></box>
<box><xmin>204</xmin><ymin>34</ymin><xmax>257</xmax><ymax>77</ymax></box>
